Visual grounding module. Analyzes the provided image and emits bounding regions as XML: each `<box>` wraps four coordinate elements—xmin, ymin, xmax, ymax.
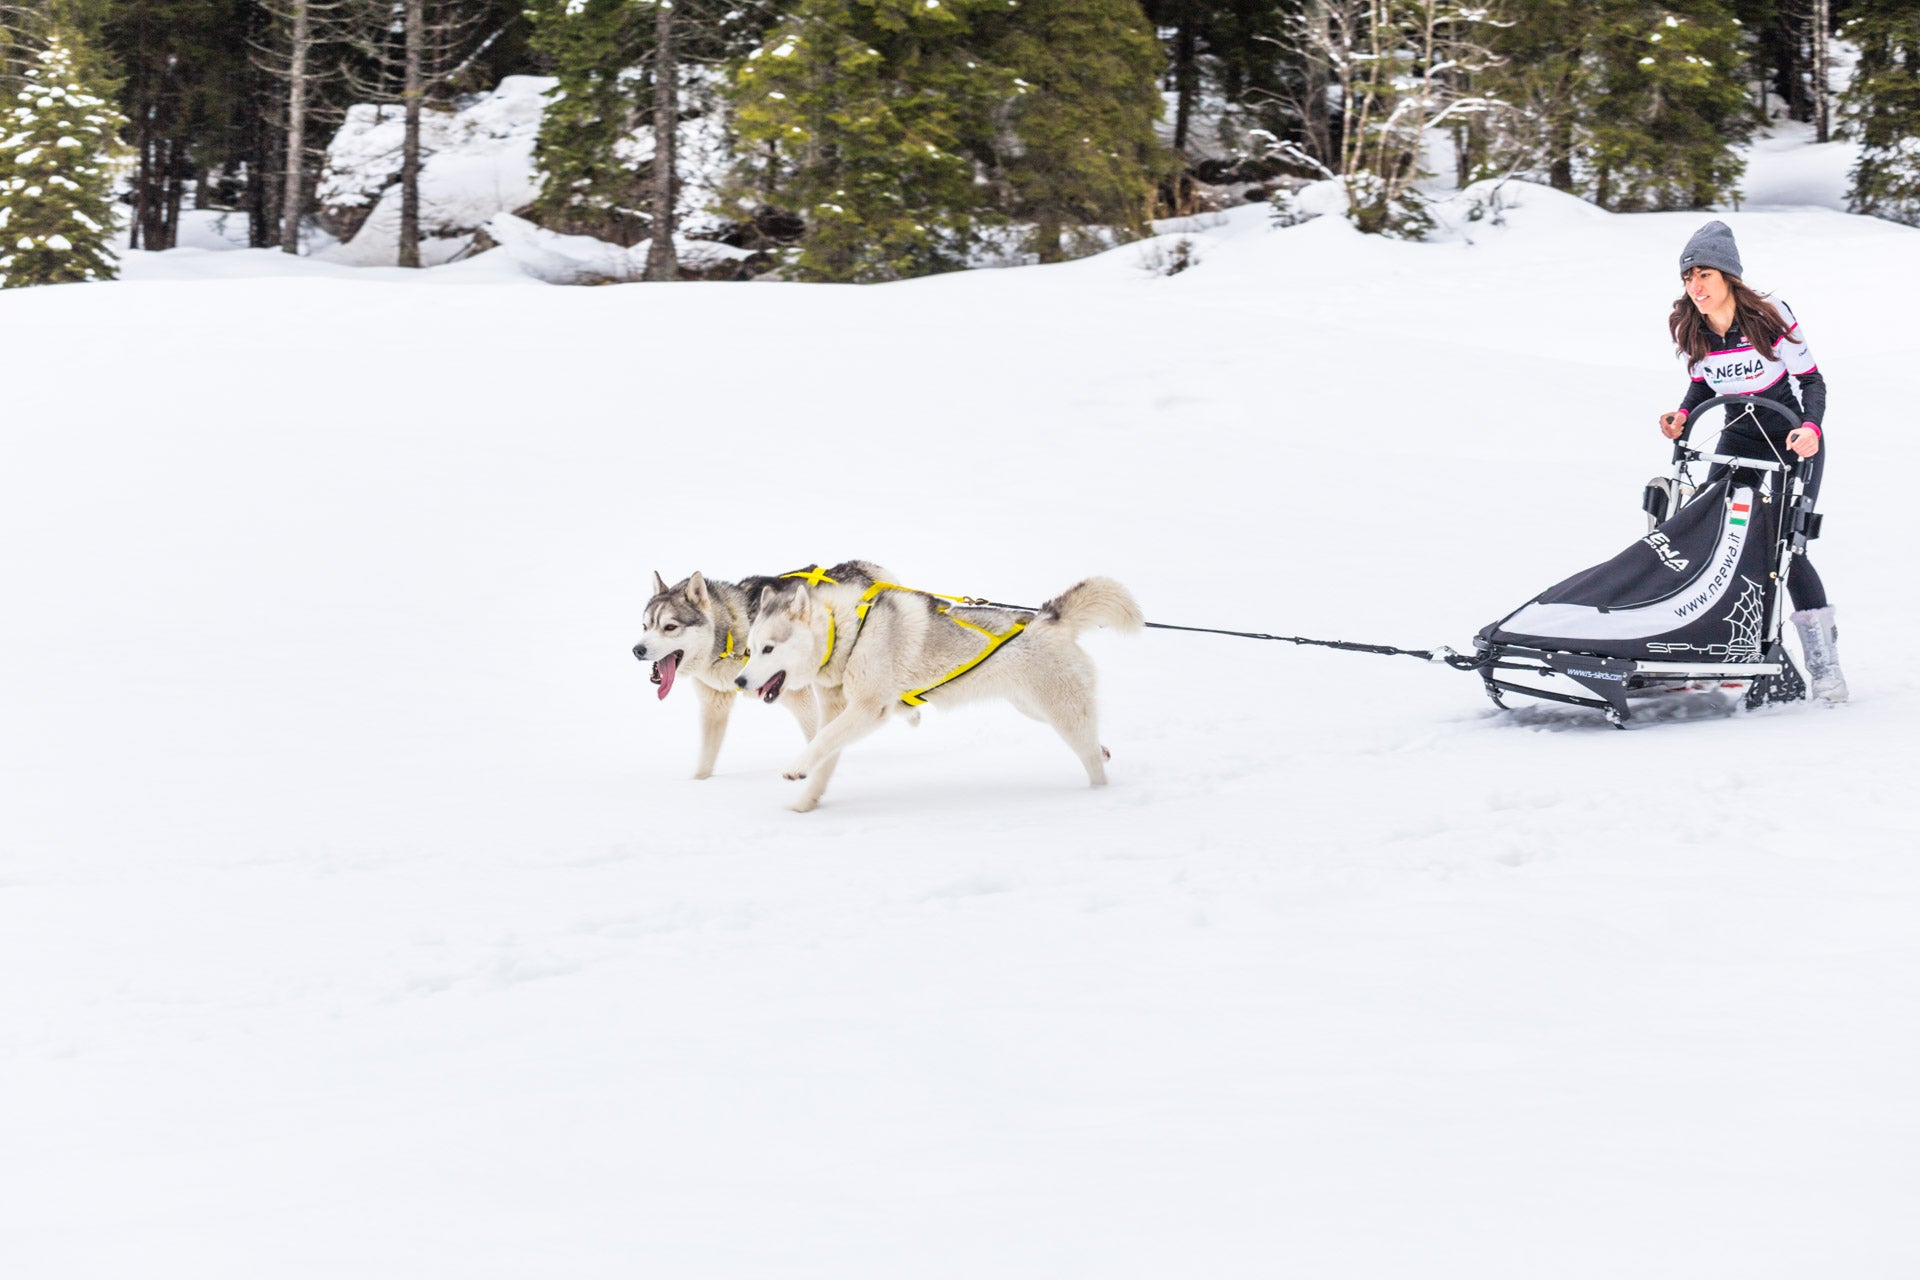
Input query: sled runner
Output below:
<box><xmin>1473</xmin><ymin>396</ymin><xmax>1822</xmax><ymax>726</ymax></box>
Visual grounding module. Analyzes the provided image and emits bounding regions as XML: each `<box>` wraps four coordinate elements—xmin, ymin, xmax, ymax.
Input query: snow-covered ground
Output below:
<box><xmin>1738</xmin><ymin>119</ymin><xmax>1861</xmax><ymax>212</ymax></box>
<box><xmin>6</xmin><ymin>144</ymin><xmax>1919</xmax><ymax>1278</ymax></box>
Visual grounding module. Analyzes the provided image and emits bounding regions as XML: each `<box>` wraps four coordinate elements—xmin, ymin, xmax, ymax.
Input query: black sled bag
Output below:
<box><xmin>1479</xmin><ymin>475</ymin><xmax>1780</xmax><ymax>663</ymax></box>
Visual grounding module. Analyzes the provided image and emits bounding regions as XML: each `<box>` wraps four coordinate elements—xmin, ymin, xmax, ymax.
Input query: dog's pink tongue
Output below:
<box><xmin>656</xmin><ymin>653</ymin><xmax>678</xmax><ymax>700</ymax></box>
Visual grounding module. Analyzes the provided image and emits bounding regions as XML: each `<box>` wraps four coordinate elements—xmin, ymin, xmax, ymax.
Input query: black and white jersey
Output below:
<box><xmin>1678</xmin><ymin>298</ymin><xmax>1826</xmax><ymax>440</ymax></box>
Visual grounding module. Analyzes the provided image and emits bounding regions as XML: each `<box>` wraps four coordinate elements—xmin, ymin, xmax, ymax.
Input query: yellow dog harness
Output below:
<box><xmin>779</xmin><ymin>567</ymin><xmax>1027</xmax><ymax>706</ymax></box>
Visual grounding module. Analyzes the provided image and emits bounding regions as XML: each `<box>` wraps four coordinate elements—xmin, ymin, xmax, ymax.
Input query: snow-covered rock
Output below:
<box><xmin>313</xmin><ymin>70</ymin><xmax>750</xmax><ymax>273</ymax></box>
<box><xmin>317</xmin><ymin>75</ymin><xmax>552</xmax><ymax>267</ymax></box>
<box><xmin>1269</xmin><ymin>177</ymin><xmax>1350</xmax><ymax>227</ymax></box>
<box><xmin>483</xmin><ymin>211</ymin><xmax>754</xmax><ymax>285</ymax></box>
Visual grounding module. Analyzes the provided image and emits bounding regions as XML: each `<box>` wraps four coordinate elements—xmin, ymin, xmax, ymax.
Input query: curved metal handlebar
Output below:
<box><xmin>1672</xmin><ymin>394</ymin><xmax>1806</xmax><ymax>466</ymax></box>
<box><xmin>1691</xmin><ymin>451</ymin><xmax>1787</xmax><ymax>473</ymax></box>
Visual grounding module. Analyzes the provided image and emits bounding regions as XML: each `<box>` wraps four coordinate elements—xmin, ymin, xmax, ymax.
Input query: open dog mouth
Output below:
<box><xmin>649</xmin><ymin>650</ymin><xmax>685</xmax><ymax>700</ymax></box>
<box><xmin>757</xmin><ymin>670</ymin><xmax>786</xmax><ymax>704</ymax></box>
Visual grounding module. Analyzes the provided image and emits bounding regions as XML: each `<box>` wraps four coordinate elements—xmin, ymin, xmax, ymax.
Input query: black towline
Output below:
<box><xmin>958</xmin><ymin>599</ymin><xmax>1489</xmax><ymax>672</ymax></box>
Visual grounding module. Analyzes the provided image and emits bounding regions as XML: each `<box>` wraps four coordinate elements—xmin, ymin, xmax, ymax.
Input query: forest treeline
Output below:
<box><xmin>2</xmin><ymin>0</ymin><xmax>1918</xmax><ymax>287</ymax></box>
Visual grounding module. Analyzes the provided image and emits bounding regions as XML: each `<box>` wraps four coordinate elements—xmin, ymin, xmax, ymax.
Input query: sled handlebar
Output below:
<box><xmin>1672</xmin><ymin>394</ymin><xmax>1806</xmax><ymax>466</ymax></box>
<box><xmin>1689</xmin><ymin>451</ymin><xmax>1788</xmax><ymax>472</ymax></box>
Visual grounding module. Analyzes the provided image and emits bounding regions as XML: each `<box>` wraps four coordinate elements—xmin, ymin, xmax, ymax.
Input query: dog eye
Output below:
<box><xmin>761</xmin><ymin>645</ymin><xmax>773</xmax><ymax>655</ymax></box>
<box><xmin>663</xmin><ymin>623</ymin><xmax>677</xmax><ymax>632</ymax></box>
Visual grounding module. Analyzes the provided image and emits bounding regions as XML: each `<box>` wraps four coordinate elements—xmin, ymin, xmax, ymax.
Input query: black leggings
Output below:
<box><xmin>1707</xmin><ymin>428</ymin><xmax>1828</xmax><ymax>612</ymax></box>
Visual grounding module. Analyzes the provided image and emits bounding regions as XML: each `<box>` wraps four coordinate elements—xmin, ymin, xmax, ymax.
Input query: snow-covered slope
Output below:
<box><xmin>5</xmin><ymin>168</ymin><xmax>1919</xmax><ymax>1277</ymax></box>
<box><xmin>1740</xmin><ymin>119</ymin><xmax>1861</xmax><ymax>212</ymax></box>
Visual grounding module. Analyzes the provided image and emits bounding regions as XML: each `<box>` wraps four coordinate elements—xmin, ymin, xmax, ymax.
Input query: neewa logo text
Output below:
<box><xmin>1706</xmin><ymin>356</ymin><xmax>1770</xmax><ymax>380</ymax></box>
<box><xmin>1643</xmin><ymin>530</ymin><xmax>1690</xmax><ymax>573</ymax></box>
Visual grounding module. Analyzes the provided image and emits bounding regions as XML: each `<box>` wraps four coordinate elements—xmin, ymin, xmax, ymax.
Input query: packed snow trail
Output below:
<box><xmin>3</xmin><ymin>180</ymin><xmax>1918</xmax><ymax>1278</ymax></box>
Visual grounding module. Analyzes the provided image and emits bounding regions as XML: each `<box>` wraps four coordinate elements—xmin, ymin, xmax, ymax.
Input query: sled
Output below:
<box><xmin>1473</xmin><ymin>396</ymin><xmax>1823</xmax><ymax>727</ymax></box>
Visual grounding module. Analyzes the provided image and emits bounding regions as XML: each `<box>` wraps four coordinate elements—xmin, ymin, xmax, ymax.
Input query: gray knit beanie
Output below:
<box><xmin>1679</xmin><ymin>220</ymin><xmax>1742</xmax><ymax>279</ymax></box>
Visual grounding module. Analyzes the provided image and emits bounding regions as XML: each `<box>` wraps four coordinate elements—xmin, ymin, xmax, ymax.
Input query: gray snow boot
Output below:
<box><xmin>1791</xmin><ymin>606</ymin><xmax>1849</xmax><ymax>703</ymax></box>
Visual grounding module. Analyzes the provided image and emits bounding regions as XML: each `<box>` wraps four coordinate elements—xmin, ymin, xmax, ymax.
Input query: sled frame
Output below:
<box><xmin>1476</xmin><ymin>396</ymin><xmax>1817</xmax><ymax>726</ymax></box>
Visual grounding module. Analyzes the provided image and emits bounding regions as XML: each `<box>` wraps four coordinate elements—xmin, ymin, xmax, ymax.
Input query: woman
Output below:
<box><xmin>1654</xmin><ymin>220</ymin><xmax>1847</xmax><ymax>702</ymax></box>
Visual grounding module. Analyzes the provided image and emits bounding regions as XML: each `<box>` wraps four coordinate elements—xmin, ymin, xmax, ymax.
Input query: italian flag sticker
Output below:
<box><xmin>1730</xmin><ymin>500</ymin><xmax>1751</xmax><ymax>527</ymax></box>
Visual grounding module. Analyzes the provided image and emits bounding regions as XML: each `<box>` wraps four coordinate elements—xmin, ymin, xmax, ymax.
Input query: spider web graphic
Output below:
<box><xmin>1723</xmin><ymin>577</ymin><xmax>1765</xmax><ymax>662</ymax></box>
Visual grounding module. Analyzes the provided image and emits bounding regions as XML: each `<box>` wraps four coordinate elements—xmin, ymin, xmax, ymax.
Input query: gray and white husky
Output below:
<box><xmin>632</xmin><ymin>562</ymin><xmax>888</xmax><ymax>779</ymax></box>
<box><xmin>735</xmin><ymin>575</ymin><xmax>1144</xmax><ymax>812</ymax></box>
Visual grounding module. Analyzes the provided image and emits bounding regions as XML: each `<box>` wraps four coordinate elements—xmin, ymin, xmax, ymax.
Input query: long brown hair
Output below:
<box><xmin>1669</xmin><ymin>274</ymin><xmax>1794</xmax><ymax>365</ymax></box>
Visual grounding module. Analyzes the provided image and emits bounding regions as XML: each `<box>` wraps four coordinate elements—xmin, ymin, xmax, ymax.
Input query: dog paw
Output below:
<box><xmin>1101</xmin><ymin>746</ymin><xmax>1111</xmax><ymax>760</ymax></box>
<box><xmin>782</xmin><ymin>767</ymin><xmax>810</xmax><ymax>781</ymax></box>
<box><xmin>788</xmin><ymin>797</ymin><xmax>818</xmax><ymax>814</ymax></box>
<box><xmin>692</xmin><ymin>769</ymin><xmax>713</xmax><ymax>781</ymax></box>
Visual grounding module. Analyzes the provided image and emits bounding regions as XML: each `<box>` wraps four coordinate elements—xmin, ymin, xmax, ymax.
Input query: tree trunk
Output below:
<box><xmin>146</xmin><ymin>75</ymin><xmax>181</xmax><ymax>250</ymax></box>
<box><xmin>256</xmin><ymin>113</ymin><xmax>283</xmax><ymax>248</ymax></box>
<box><xmin>250</xmin><ymin>152</ymin><xmax>271</xmax><ymax>248</ymax></box>
<box><xmin>280</xmin><ymin>0</ymin><xmax>310</xmax><ymax>254</ymax></box>
<box><xmin>1548</xmin><ymin>113</ymin><xmax>1573</xmax><ymax>192</ymax></box>
<box><xmin>644</xmin><ymin>0</ymin><xmax>679</xmax><ymax>282</ymax></box>
<box><xmin>1034</xmin><ymin>214</ymin><xmax>1062</xmax><ymax>264</ymax></box>
<box><xmin>399</xmin><ymin>0</ymin><xmax>424</xmax><ymax>268</ymax></box>
<box><xmin>1812</xmin><ymin>0</ymin><xmax>1831</xmax><ymax>143</ymax></box>
<box><xmin>1782</xmin><ymin>7</ymin><xmax>1808</xmax><ymax>123</ymax></box>
<box><xmin>1172</xmin><ymin>16</ymin><xmax>1197</xmax><ymax>154</ymax></box>
<box><xmin>131</xmin><ymin>132</ymin><xmax>151</xmax><ymax>250</ymax></box>
<box><xmin>164</xmin><ymin>154</ymin><xmax>186</xmax><ymax>246</ymax></box>
<box><xmin>141</xmin><ymin>134</ymin><xmax>178</xmax><ymax>250</ymax></box>
<box><xmin>1305</xmin><ymin>0</ymin><xmax>1334</xmax><ymax>172</ymax></box>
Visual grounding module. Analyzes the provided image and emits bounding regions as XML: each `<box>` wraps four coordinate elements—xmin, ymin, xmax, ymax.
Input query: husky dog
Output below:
<box><xmin>736</xmin><ymin>575</ymin><xmax>1143</xmax><ymax>811</ymax></box>
<box><xmin>632</xmin><ymin>563</ymin><xmax>888</xmax><ymax>779</ymax></box>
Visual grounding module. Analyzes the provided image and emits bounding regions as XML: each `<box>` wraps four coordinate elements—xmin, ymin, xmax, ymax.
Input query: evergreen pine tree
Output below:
<box><xmin>97</xmin><ymin>0</ymin><xmax>260</xmax><ymax>250</ymax></box>
<box><xmin>1487</xmin><ymin>0</ymin><xmax>1751</xmax><ymax>212</ymax></box>
<box><xmin>530</xmin><ymin>0</ymin><xmax>775</xmax><ymax>276</ymax></box>
<box><xmin>1841</xmin><ymin>0</ymin><xmax>1920</xmax><ymax>227</ymax></box>
<box><xmin>730</xmin><ymin>0</ymin><xmax>1168</xmax><ymax>279</ymax></box>
<box><xmin>0</xmin><ymin>30</ymin><xmax>127</xmax><ymax>289</ymax></box>
<box><xmin>984</xmin><ymin>0</ymin><xmax>1166</xmax><ymax>262</ymax></box>
<box><xmin>1482</xmin><ymin>0</ymin><xmax>1591</xmax><ymax>192</ymax></box>
<box><xmin>527</xmin><ymin>0</ymin><xmax>653</xmax><ymax>242</ymax></box>
<box><xmin>1203</xmin><ymin>0</ymin><xmax>1327</xmax><ymax>170</ymax></box>
<box><xmin>1139</xmin><ymin>0</ymin><xmax>1300</xmax><ymax>163</ymax></box>
<box><xmin>728</xmin><ymin>0</ymin><xmax>1014</xmax><ymax>281</ymax></box>
<box><xmin>1582</xmin><ymin>1</ymin><xmax>1752</xmax><ymax>210</ymax></box>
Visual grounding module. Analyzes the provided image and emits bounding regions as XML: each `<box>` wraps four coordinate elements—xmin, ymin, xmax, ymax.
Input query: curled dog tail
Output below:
<box><xmin>1038</xmin><ymin>577</ymin><xmax>1145</xmax><ymax>638</ymax></box>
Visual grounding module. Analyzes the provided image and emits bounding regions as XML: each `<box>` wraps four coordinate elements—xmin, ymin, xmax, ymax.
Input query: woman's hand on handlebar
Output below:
<box><xmin>1786</xmin><ymin>425</ymin><xmax>1822</xmax><ymax>459</ymax></box>
<box><xmin>1658</xmin><ymin>409</ymin><xmax>1688</xmax><ymax>440</ymax></box>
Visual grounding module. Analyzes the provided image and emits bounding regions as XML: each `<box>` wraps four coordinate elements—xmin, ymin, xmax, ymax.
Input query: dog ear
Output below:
<box><xmin>788</xmin><ymin>585</ymin><xmax>811</xmax><ymax>621</ymax></box>
<box><xmin>758</xmin><ymin>584</ymin><xmax>777</xmax><ymax>616</ymax></box>
<box><xmin>687</xmin><ymin>572</ymin><xmax>710</xmax><ymax>608</ymax></box>
<box><xmin>651</xmin><ymin>570</ymin><xmax>669</xmax><ymax>598</ymax></box>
